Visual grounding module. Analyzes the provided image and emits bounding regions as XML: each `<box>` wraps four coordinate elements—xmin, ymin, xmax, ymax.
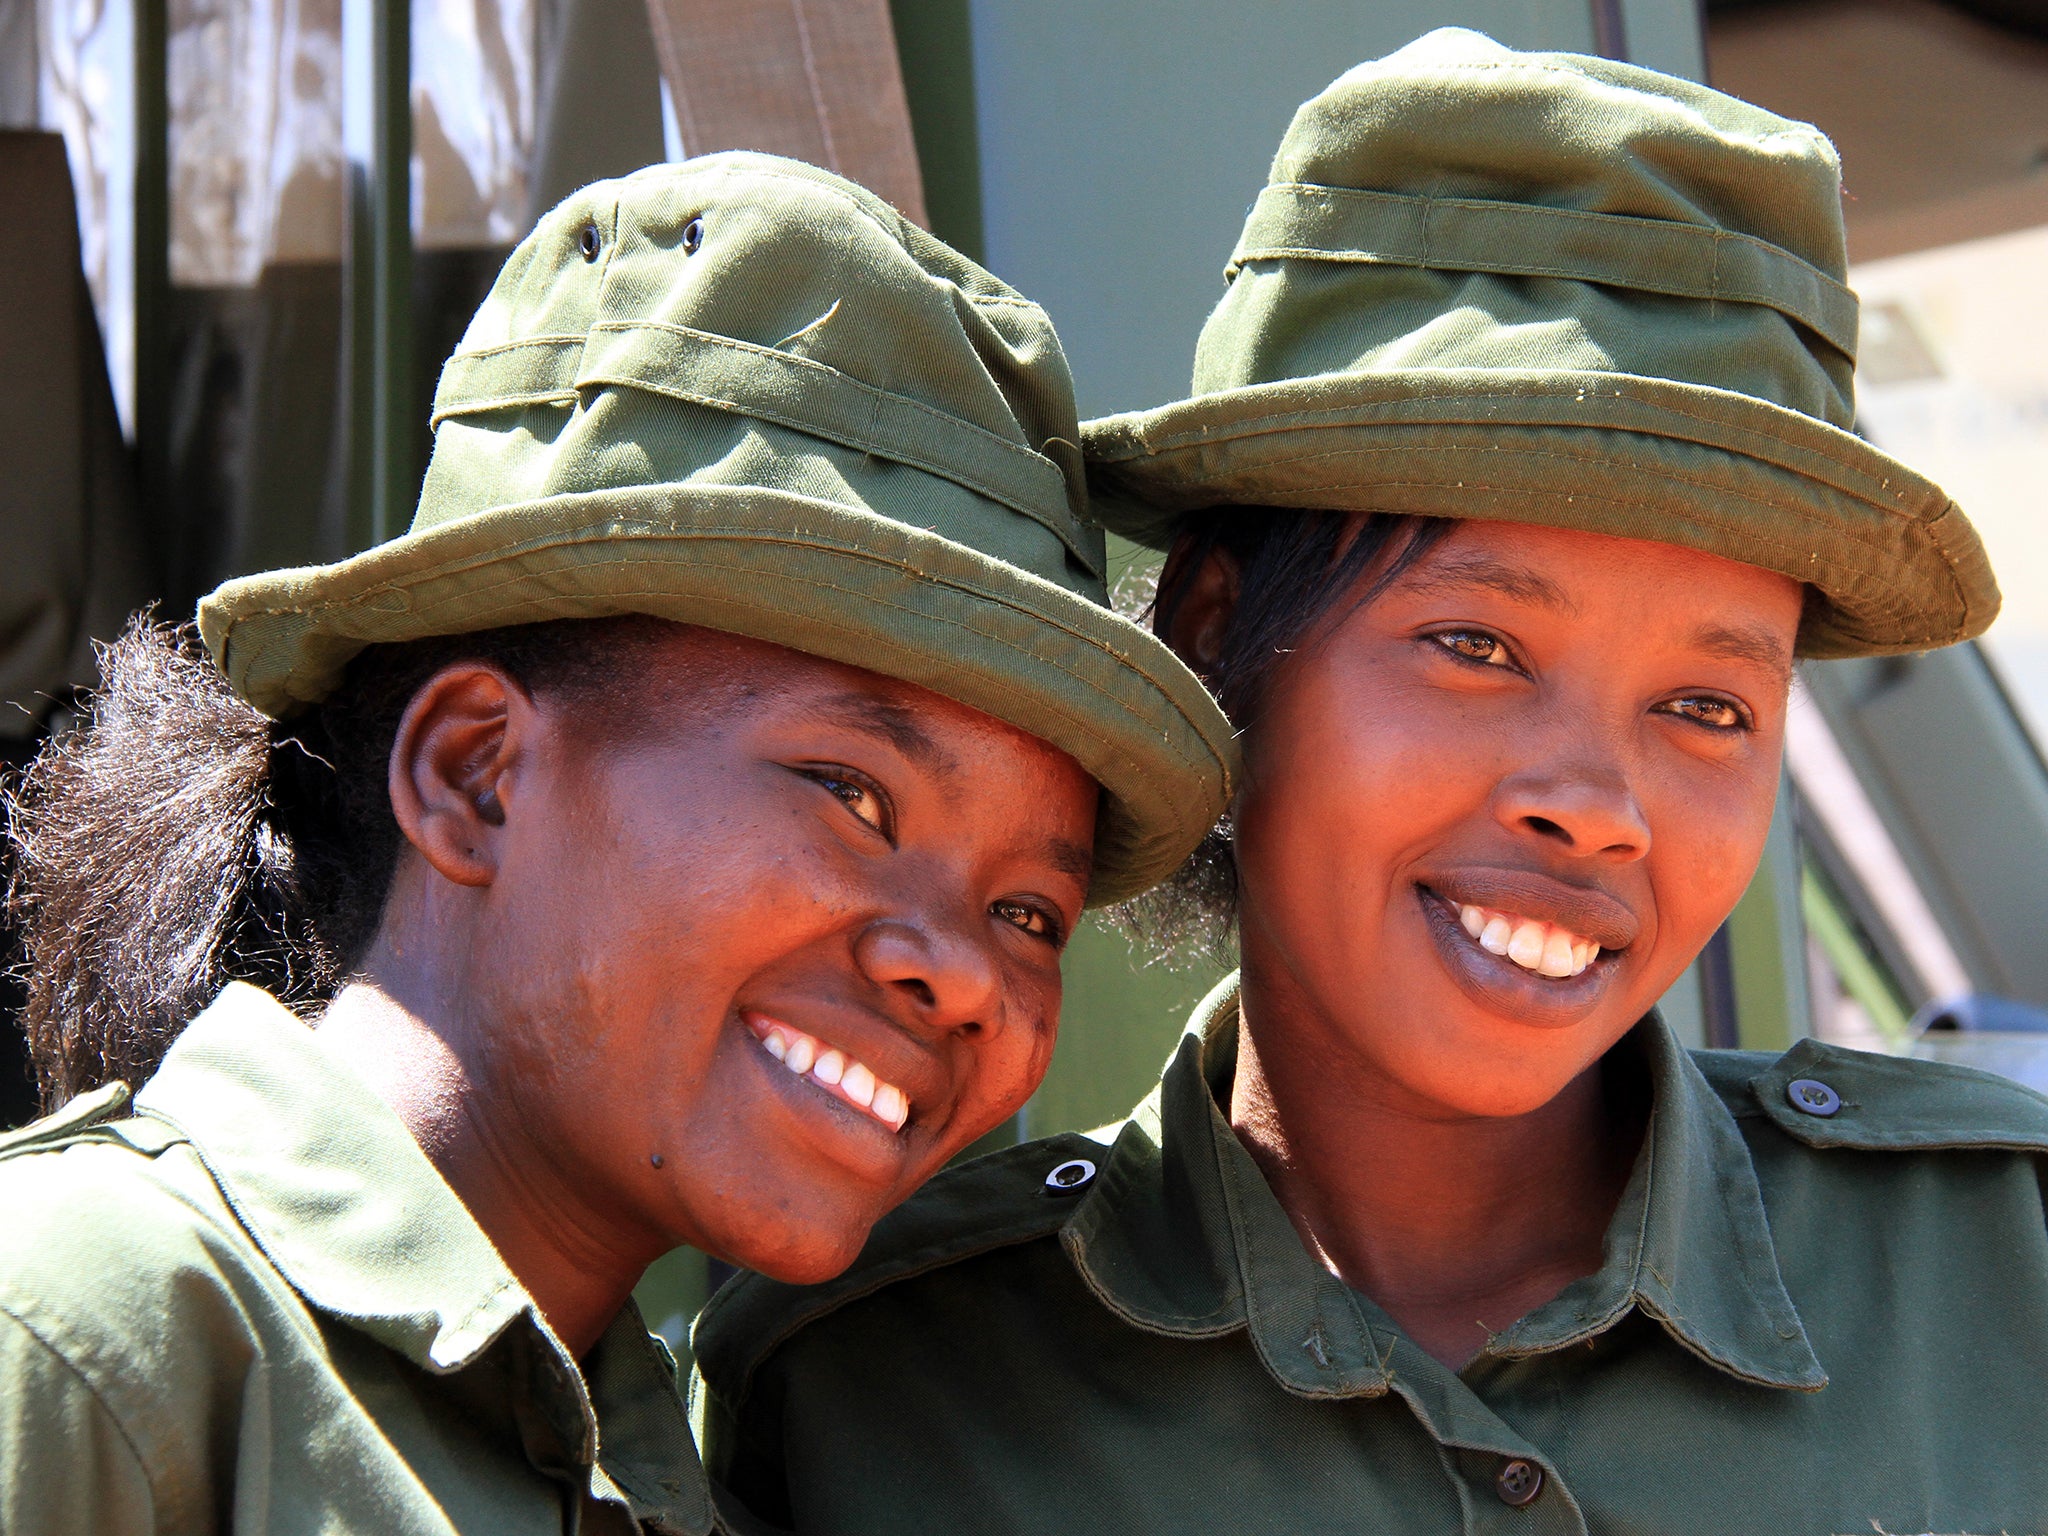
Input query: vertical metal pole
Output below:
<box><xmin>1698</xmin><ymin>925</ymin><xmax>1741</xmax><ymax>1049</ymax></box>
<box><xmin>132</xmin><ymin>0</ymin><xmax>169</xmax><ymax>546</ymax></box>
<box><xmin>369</xmin><ymin>0</ymin><xmax>413</xmax><ymax>544</ymax></box>
<box><xmin>1589</xmin><ymin>0</ymin><xmax>1630</xmax><ymax>62</ymax></box>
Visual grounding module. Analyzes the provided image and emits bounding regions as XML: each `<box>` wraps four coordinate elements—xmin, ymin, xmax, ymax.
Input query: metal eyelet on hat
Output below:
<box><xmin>1044</xmin><ymin>1158</ymin><xmax>1096</xmax><ymax>1195</ymax></box>
<box><xmin>1786</xmin><ymin>1077</ymin><xmax>1841</xmax><ymax>1117</ymax></box>
<box><xmin>577</xmin><ymin>222</ymin><xmax>601</xmax><ymax>262</ymax></box>
<box><xmin>682</xmin><ymin>216</ymin><xmax>705</xmax><ymax>255</ymax></box>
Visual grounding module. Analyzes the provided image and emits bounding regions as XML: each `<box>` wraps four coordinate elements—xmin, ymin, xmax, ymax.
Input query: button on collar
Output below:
<box><xmin>1495</xmin><ymin>1457</ymin><xmax>1543</xmax><ymax>1507</ymax></box>
<box><xmin>1044</xmin><ymin>1157</ymin><xmax>1096</xmax><ymax>1195</ymax></box>
<box><xmin>1787</xmin><ymin>1077</ymin><xmax>1841</xmax><ymax>1117</ymax></box>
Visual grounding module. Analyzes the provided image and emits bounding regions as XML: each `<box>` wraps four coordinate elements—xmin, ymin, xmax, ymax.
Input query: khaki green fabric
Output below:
<box><xmin>1083</xmin><ymin>28</ymin><xmax>1998</xmax><ymax>659</ymax></box>
<box><xmin>0</xmin><ymin>982</ymin><xmax>712</xmax><ymax>1535</ymax></box>
<box><xmin>696</xmin><ymin>976</ymin><xmax>2048</xmax><ymax>1532</ymax></box>
<box><xmin>199</xmin><ymin>153</ymin><xmax>1235</xmax><ymax>905</ymax></box>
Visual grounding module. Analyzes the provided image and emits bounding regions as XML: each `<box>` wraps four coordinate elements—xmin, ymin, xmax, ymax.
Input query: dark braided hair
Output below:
<box><xmin>1117</xmin><ymin>508</ymin><xmax>1453</xmax><ymax>960</ymax></box>
<box><xmin>5</xmin><ymin>611</ymin><xmax>670</xmax><ymax>1112</ymax></box>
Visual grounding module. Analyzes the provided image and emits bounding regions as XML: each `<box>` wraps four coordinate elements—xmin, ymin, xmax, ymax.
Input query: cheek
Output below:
<box><xmin>955</xmin><ymin>969</ymin><xmax>1062</xmax><ymax>1129</ymax></box>
<box><xmin>1642</xmin><ymin>753</ymin><xmax>1783</xmax><ymax>958</ymax></box>
<box><xmin>1235</xmin><ymin>667</ymin><xmax>1504</xmax><ymax>917</ymax></box>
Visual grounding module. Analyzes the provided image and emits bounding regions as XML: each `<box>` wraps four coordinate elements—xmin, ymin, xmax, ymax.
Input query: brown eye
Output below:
<box><xmin>1434</xmin><ymin>630</ymin><xmax>1512</xmax><ymax>666</ymax></box>
<box><xmin>801</xmin><ymin>767</ymin><xmax>893</xmax><ymax>838</ymax></box>
<box><xmin>1660</xmin><ymin>696</ymin><xmax>1749</xmax><ymax>731</ymax></box>
<box><xmin>992</xmin><ymin>899</ymin><xmax>1061</xmax><ymax>945</ymax></box>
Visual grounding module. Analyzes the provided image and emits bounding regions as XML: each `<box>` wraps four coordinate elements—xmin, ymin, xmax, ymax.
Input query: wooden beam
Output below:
<box><xmin>643</xmin><ymin>0</ymin><xmax>928</xmax><ymax>226</ymax></box>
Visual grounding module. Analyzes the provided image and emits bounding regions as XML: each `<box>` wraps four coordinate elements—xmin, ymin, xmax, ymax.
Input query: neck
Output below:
<box><xmin>315</xmin><ymin>945</ymin><xmax>653</xmax><ymax>1358</ymax></box>
<box><xmin>1228</xmin><ymin>962</ymin><xmax>1641</xmax><ymax>1371</ymax></box>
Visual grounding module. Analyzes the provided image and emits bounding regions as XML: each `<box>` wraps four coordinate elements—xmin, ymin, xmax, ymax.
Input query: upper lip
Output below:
<box><xmin>1423</xmin><ymin>868</ymin><xmax>1642</xmax><ymax>953</ymax></box>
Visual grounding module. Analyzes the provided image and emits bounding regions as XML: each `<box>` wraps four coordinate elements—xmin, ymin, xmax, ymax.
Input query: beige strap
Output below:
<box><xmin>643</xmin><ymin>0</ymin><xmax>928</xmax><ymax>227</ymax></box>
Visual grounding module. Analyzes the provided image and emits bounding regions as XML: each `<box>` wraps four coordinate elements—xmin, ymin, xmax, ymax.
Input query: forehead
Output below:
<box><xmin>630</xmin><ymin>625</ymin><xmax>1092</xmax><ymax>783</ymax></box>
<box><xmin>1383</xmin><ymin>519</ymin><xmax>1804</xmax><ymax>660</ymax></box>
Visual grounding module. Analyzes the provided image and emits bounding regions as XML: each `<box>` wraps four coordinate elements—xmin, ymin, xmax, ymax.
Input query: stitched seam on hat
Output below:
<box><xmin>1115</xmin><ymin>389</ymin><xmax>1930</xmax><ymax>513</ymax></box>
<box><xmin>1233</xmin><ymin>246</ymin><xmax>1833</xmax><ymax>330</ymax></box>
<box><xmin>587</xmin><ymin>320</ymin><xmax>1054</xmax><ymax>484</ymax></box>
<box><xmin>580</xmin><ymin>319</ymin><xmax>1092</xmax><ymax>568</ymax></box>
<box><xmin>1233</xmin><ymin>184</ymin><xmax>1853</xmax><ymax>347</ymax></box>
<box><xmin>1184</xmin><ymin>438</ymin><xmax>1966</xmax><ymax>636</ymax></box>
<box><xmin>1220</xmin><ymin>447</ymin><xmax>1943</xmax><ymax>619</ymax></box>
<box><xmin>217</xmin><ymin>532</ymin><xmax>1230</xmax><ymax>799</ymax></box>
<box><xmin>575</xmin><ymin>365</ymin><xmax>1095</xmax><ymax>575</ymax></box>
<box><xmin>389</xmin><ymin>555</ymin><xmax>1179</xmax><ymax>780</ymax></box>
<box><xmin>430</xmin><ymin>390</ymin><xmax>577</xmax><ymax>428</ymax></box>
<box><xmin>448</xmin><ymin>333</ymin><xmax>589</xmax><ymax>361</ymax></box>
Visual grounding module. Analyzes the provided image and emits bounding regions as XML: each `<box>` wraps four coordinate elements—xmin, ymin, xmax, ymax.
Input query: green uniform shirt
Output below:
<box><xmin>696</xmin><ymin>978</ymin><xmax>2048</xmax><ymax>1534</ymax></box>
<box><xmin>0</xmin><ymin>982</ymin><xmax>716</xmax><ymax>1535</ymax></box>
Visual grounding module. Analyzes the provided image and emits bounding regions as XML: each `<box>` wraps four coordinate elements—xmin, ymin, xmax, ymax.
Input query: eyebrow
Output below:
<box><xmin>1685</xmin><ymin>622</ymin><xmax>1795</xmax><ymax>678</ymax></box>
<box><xmin>1039</xmin><ymin>836</ymin><xmax>1097</xmax><ymax>885</ymax></box>
<box><xmin>807</xmin><ymin>692</ymin><xmax>959</xmax><ymax>776</ymax></box>
<box><xmin>1395</xmin><ymin>550</ymin><xmax>1581</xmax><ymax>614</ymax></box>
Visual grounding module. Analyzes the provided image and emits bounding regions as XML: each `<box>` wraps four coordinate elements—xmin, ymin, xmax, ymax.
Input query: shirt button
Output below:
<box><xmin>1495</xmin><ymin>1457</ymin><xmax>1543</xmax><ymax>1507</ymax></box>
<box><xmin>1044</xmin><ymin>1157</ymin><xmax>1096</xmax><ymax>1195</ymax></box>
<box><xmin>1786</xmin><ymin>1077</ymin><xmax>1841</xmax><ymax>1117</ymax></box>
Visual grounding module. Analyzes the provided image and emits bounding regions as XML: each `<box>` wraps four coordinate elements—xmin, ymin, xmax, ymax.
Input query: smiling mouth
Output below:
<box><xmin>1452</xmin><ymin>902</ymin><xmax>1601</xmax><ymax>979</ymax></box>
<box><xmin>746</xmin><ymin>1014</ymin><xmax>910</xmax><ymax>1133</ymax></box>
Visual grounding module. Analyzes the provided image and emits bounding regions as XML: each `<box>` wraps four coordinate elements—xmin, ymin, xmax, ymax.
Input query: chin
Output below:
<box><xmin>1384</xmin><ymin>1027</ymin><xmax>1597</xmax><ymax>1121</ymax></box>
<box><xmin>700</xmin><ymin>1203</ymin><xmax>877</xmax><ymax>1287</ymax></box>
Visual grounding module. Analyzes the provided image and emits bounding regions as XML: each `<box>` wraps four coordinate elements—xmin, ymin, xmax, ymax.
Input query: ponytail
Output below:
<box><xmin>7</xmin><ymin>611</ymin><xmax>664</xmax><ymax>1111</ymax></box>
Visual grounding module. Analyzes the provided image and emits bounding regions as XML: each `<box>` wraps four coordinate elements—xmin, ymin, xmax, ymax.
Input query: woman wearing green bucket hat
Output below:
<box><xmin>0</xmin><ymin>153</ymin><xmax>1232</xmax><ymax>1533</ymax></box>
<box><xmin>693</xmin><ymin>34</ymin><xmax>2046</xmax><ymax>1533</ymax></box>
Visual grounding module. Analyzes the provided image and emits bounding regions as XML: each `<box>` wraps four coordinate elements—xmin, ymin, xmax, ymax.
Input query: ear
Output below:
<box><xmin>387</xmin><ymin>663</ymin><xmax>537</xmax><ymax>888</ymax></box>
<box><xmin>1157</xmin><ymin>541</ymin><xmax>1242</xmax><ymax>676</ymax></box>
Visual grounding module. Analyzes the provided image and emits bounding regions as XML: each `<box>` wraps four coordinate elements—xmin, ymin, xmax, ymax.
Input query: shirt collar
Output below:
<box><xmin>134</xmin><ymin>983</ymin><xmax>716</xmax><ymax>1535</ymax></box>
<box><xmin>1063</xmin><ymin>973</ymin><xmax>1825</xmax><ymax>1398</ymax></box>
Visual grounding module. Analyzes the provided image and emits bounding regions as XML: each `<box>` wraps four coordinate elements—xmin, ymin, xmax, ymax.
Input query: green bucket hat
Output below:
<box><xmin>199</xmin><ymin>153</ymin><xmax>1235</xmax><ymax>904</ymax></box>
<box><xmin>1084</xmin><ymin>28</ymin><xmax>1998</xmax><ymax>658</ymax></box>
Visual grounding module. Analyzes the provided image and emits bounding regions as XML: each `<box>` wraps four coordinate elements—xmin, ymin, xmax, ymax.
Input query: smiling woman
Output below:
<box><xmin>0</xmin><ymin>153</ymin><xmax>1234</xmax><ymax>1534</ymax></box>
<box><xmin>690</xmin><ymin>33</ymin><xmax>2048</xmax><ymax>1536</ymax></box>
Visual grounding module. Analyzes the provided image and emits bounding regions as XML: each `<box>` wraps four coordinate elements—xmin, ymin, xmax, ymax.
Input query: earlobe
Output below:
<box><xmin>387</xmin><ymin>664</ymin><xmax>529</xmax><ymax>888</ymax></box>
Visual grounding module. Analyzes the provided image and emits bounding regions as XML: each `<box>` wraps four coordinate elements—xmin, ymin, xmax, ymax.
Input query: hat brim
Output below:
<box><xmin>199</xmin><ymin>483</ymin><xmax>1236</xmax><ymax>905</ymax></box>
<box><xmin>1084</xmin><ymin>368</ymin><xmax>1998</xmax><ymax>659</ymax></box>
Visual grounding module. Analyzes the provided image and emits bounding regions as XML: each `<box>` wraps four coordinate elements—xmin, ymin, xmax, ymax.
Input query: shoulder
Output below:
<box><xmin>1693</xmin><ymin>1036</ymin><xmax>2048</xmax><ymax>1154</ymax></box>
<box><xmin>0</xmin><ymin>1086</ymin><xmax>281</xmax><ymax>1415</ymax></box>
<box><xmin>693</xmin><ymin>1129</ymin><xmax>1107</xmax><ymax>1402</ymax></box>
<box><xmin>0</xmin><ymin>1087</ymin><xmax>283</xmax><ymax>1527</ymax></box>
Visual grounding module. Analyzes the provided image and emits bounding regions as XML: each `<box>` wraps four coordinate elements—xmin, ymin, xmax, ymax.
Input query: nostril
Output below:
<box><xmin>896</xmin><ymin>977</ymin><xmax>937</xmax><ymax>1009</ymax></box>
<box><xmin>1524</xmin><ymin>815</ymin><xmax>1569</xmax><ymax>841</ymax></box>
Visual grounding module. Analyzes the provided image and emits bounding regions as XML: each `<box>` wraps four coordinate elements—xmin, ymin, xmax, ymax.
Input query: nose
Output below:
<box><xmin>1491</xmin><ymin>759</ymin><xmax>1651</xmax><ymax>862</ymax></box>
<box><xmin>851</xmin><ymin>915</ymin><xmax>1004</xmax><ymax>1035</ymax></box>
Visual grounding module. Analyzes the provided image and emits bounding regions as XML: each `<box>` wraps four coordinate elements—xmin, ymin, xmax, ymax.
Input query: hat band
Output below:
<box><xmin>1228</xmin><ymin>182</ymin><xmax>1859</xmax><ymax>359</ymax></box>
<box><xmin>431</xmin><ymin>321</ymin><xmax>1100</xmax><ymax>578</ymax></box>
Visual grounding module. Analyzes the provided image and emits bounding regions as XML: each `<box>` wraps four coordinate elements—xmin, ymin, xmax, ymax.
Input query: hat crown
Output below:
<box><xmin>422</xmin><ymin>152</ymin><xmax>1105</xmax><ymax>593</ymax></box>
<box><xmin>1197</xmin><ymin>27</ymin><xmax>1858</xmax><ymax>428</ymax></box>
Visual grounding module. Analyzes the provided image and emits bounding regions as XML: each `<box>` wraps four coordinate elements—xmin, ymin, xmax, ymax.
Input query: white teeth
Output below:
<box><xmin>1453</xmin><ymin>903</ymin><xmax>1602</xmax><ymax>981</ymax></box>
<box><xmin>872</xmin><ymin>1083</ymin><xmax>907</xmax><ymax>1130</ymax></box>
<box><xmin>841</xmin><ymin>1061</ymin><xmax>877</xmax><ymax>1108</ymax></box>
<box><xmin>747</xmin><ymin>1017</ymin><xmax>909</xmax><ymax>1134</ymax></box>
